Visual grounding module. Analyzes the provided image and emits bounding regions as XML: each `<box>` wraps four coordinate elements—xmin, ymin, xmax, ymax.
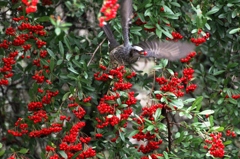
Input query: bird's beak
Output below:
<box><xmin>139</xmin><ymin>51</ymin><xmax>147</xmax><ymax>56</ymax></box>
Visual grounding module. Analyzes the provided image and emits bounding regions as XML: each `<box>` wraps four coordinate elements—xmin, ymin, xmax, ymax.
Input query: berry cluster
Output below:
<box><xmin>21</xmin><ymin>0</ymin><xmax>38</xmax><ymax>14</ymax></box>
<box><xmin>131</xmin><ymin>103</ymin><xmax>164</xmax><ymax>155</ymax></box>
<box><xmin>94</xmin><ymin>65</ymin><xmax>137</xmax><ymax>136</ymax></box>
<box><xmin>180</xmin><ymin>51</ymin><xmax>196</xmax><ymax>63</ymax></box>
<box><xmin>134</xmin><ymin>14</ymin><xmax>157</xmax><ymax>32</ymax></box>
<box><xmin>204</xmin><ymin>133</ymin><xmax>225</xmax><ymax>158</ymax></box>
<box><xmin>141</xmin><ymin>153</ymin><xmax>163</xmax><ymax>159</ymax></box>
<box><xmin>0</xmin><ymin>51</ymin><xmax>17</xmax><ymax>85</ymax></box>
<box><xmin>226</xmin><ymin>129</ymin><xmax>236</xmax><ymax>137</ymax></box>
<box><xmin>99</xmin><ymin>0</ymin><xmax>120</xmax><ymax>27</ymax></box>
<box><xmin>191</xmin><ymin>29</ymin><xmax>210</xmax><ymax>46</ymax></box>
<box><xmin>42</xmin><ymin>0</ymin><xmax>53</xmax><ymax>6</ymax></box>
<box><xmin>83</xmin><ymin>96</ymin><xmax>92</xmax><ymax>102</ymax></box>
<box><xmin>155</xmin><ymin>68</ymin><xmax>196</xmax><ymax>98</ymax></box>
<box><xmin>166</xmin><ymin>31</ymin><xmax>183</xmax><ymax>41</ymax></box>
<box><xmin>231</xmin><ymin>94</ymin><xmax>240</xmax><ymax>99</ymax></box>
<box><xmin>55</xmin><ymin>122</ymin><xmax>96</xmax><ymax>159</ymax></box>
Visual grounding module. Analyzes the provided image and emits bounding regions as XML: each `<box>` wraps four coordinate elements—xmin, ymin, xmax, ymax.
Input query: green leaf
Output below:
<box><xmin>163</xmin><ymin>151</ymin><xmax>169</xmax><ymax>159</ymax></box>
<box><xmin>59</xmin><ymin>41</ymin><xmax>64</xmax><ymax>56</ymax></box>
<box><xmin>213</xmin><ymin>70</ymin><xmax>225</xmax><ymax>76</ymax></box>
<box><xmin>36</xmin><ymin>16</ymin><xmax>51</xmax><ymax>22</ymax></box>
<box><xmin>209</xmin><ymin>115</ymin><xmax>214</xmax><ymax>127</ymax></box>
<box><xmin>199</xmin><ymin>110</ymin><xmax>214</xmax><ymax>115</ymax></box>
<box><xmin>156</xmin><ymin>27</ymin><xmax>162</xmax><ymax>38</ymax></box>
<box><xmin>147</xmin><ymin>125</ymin><xmax>154</xmax><ymax>131</ymax></box>
<box><xmin>162</xmin><ymin>29</ymin><xmax>173</xmax><ymax>39</ymax></box>
<box><xmin>0</xmin><ymin>143</ymin><xmax>2</xmax><ymax>148</ymax></box>
<box><xmin>64</xmin><ymin>36</ymin><xmax>72</xmax><ymax>53</ymax></box>
<box><xmin>153</xmin><ymin>108</ymin><xmax>162</xmax><ymax>121</ymax></box>
<box><xmin>170</xmin><ymin>99</ymin><xmax>184</xmax><ymax>108</ymax></box>
<box><xmin>47</xmin><ymin>48</ymin><xmax>56</xmax><ymax>59</ymax></box>
<box><xmin>0</xmin><ymin>149</ymin><xmax>5</xmax><ymax>157</ymax></box>
<box><xmin>66</xmin><ymin>53</ymin><xmax>72</xmax><ymax>61</ymax></box>
<box><xmin>224</xmin><ymin>140</ymin><xmax>232</xmax><ymax>145</ymax></box>
<box><xmin>119</xmin><ymin>130</ymin><xmax>125</xmax><ymax>142</ymax></box>
<box><xmin>175</xmin><ymin>132</ymin><xmax>181</xmax><ymax>139</ymax></box>
<box><xmin>170</xmin><ymin>2</ymin><xmax>180</xmax><ymax>7</ymax></box>
<box><xmin>191</xmin><ymin>96</ymin><xmax>203</xmax><ymax>111</ymax></box>
<box><xmin>72</xmin><ymin>59</ymin><xmax>82</xmax><ymax>68</ymax></box>
<box><xmin>167</xmin><ymin>68</ymin><xmax>174</xmax><ymax>75</ymax></box>
<box><xmin>59</xmin><ymin>150</ymin><xmax>68</xmax><ymax>159</ymax></box>
<box><xmin>50</xmin><ymin>58</ymin><xmax>55</xmax><ymax>72</ymax></box>
<box><xmin>68</xmin><ymin>67</ymin><xmax>79</xmax><ymax>75</ymax></box>
<box><xmin>229</xmin><ymin>28</ymin><xmax>240</xmax><ymax>34</ymax></box>
<box><xmin>57</xmin><ymin>59</ymin><xmax>63</xmax><ymax>65</ymax></box>
<box><xmin>55</xmin><ymin>27</ymin><xmax>61</xmax><ymax>35</ymax></box>
<box><xmin>184</xmin><ymin>98</ymin><xmax>195</xmax><ymax>104</ymax></box>
<box><xmin>19</xmin><ymin>148</ymin><xmax>29</xmax><ymax>154</ymax></box>
<box><xmin>206</xmin><ymin>5</ymin><xmax>222</xmax><ymax>15</ymax></box>
<box><xmin>62</xmin><ymin>92</ymin><xmax>71</xmax><ymax>101</ymax></box>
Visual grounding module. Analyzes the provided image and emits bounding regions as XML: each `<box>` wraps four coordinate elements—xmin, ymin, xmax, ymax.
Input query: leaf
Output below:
<box><xmin>213</xmin><ymin>70</ymin><xmax>225</xmax><ymax>76</ymax></box>
<box><xmin>184</xmin><ymin>98</ymin><xmax>195</xmax><ymax>104</ymax></box>
<box><xmin>68</xmin><ymin>67</ymin><xmax>79</xmax><ymax>75</ymax></box>
<box><xmin>170</xmin><ymin>99</ymin><xmax>184</xmax><ymax>108</ymax></box>
<box><xmin>57</xmin><ymin>59</ymin><xmax>63</xmax><ymax>65</ymax></box>
<box><xmin>156</xmin><ymin>27</ymin><xmax>162</xmax><ymax>38</ymax></box>
<box><xmin>147</xmin><ymin>125</ymin><xmax>154</xmax><ymax>131</ymax></box>
<box><xmin>206</xmin><ymin>5</ymin><xmax>222</xmax><ymax>15</ymax></box>
<box><xmin>62</xmin><ymin>92</ymin><xmax>71</xmax><ymax>101</ymax></box>
<box><xmin>162</xmin><ymin>29</ymin><xmax>173</xmax><ymax>39</ymax></box>
<box><xmin>119</xmin><ymin>130</ymin><xmax>125</xmax><ymax>142</ymax></box>
<box><xmin>64</xmin><ymin>36</ymin><xmax>72</xmax><ymax>53</ymax></box>
<box><xmin>229</xmin><ymin>28</ymin><xmax>240</xmax><ymax>34</ymax></box>
<box><xmin>153</xmin><ymin>108</ymin><xmax>162</xmax><ymax>121</ymax></box>
<box><xmin>36</xmin><ymin>16</ymin><xmax>51</xmax><ymax>22</ymax></box>
<box><xmin>47</xmin><ymin>48</ymin><xmax>56</xmax><ymax>59</ymax></box>
<box><xmin>50</xmin><ymin>58</ymin><xmax>55</xmax><ymax>72</ymax></box>
<box><xmin>167</xmin><ymin>69</ymin><xmax>174</xmax><ymax>75</ymax></box>
<box><xmin>199</xmin><ymin>110</ymin><xmax>214</xmax><ymax>115</ymax></box>
<box><xmin>19</xmin><ymin>148</ymin><xmax>29</xmax><ymax>154</ymax></box>
<box><xmin>59</xmin><ymin>150</ymin><xmax>68</xmax><ymax>159</ymax></box>
<box><xmin>163</xmin><ymin>151</ymin><xmax>169</xmax><ymax>159</ymax></box>
<box><xmin>66</xmin><ymin>53</ymin><xmax>72</xmax><ymax>61</ymax></box>
<box><xmin>55</xmin><ymin>27</ymin><xmax>61</xmax><ymax>36</ymax></box>
<box><xmin>191</xmin><ymin>96</ymin><xmax>203</xmax><ymax>111</ymax></box>
<box><xmin>224</xmin><ymin>140</ymin><xmax>232</xmax><ymax>145</ymax></box>
<box><xmin>175</xmin><ymin>132</ymin><xmax>181</xmax><ymax>139</ymax></box>
<box><xmin>59</xmin><ymin>41</ymin><xmax>64</xmax><ymax>56</ymax></box>
<box><xmin>0</xmin><ymin>149</ymin><xmax>5</xmax><ymax>157</ymax></box>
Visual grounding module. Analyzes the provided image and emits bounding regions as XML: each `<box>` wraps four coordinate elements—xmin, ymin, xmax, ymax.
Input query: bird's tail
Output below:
<box><xmin>102</xmin><ymin>23</ymin><xmax>119</xmax><ymax>51</ymax></box>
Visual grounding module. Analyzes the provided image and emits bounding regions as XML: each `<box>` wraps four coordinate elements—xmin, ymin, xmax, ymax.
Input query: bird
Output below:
<box><xmin>102</xmin><ymin>0</ymin><xmax>195</xmax><ymax>66</ymax></box>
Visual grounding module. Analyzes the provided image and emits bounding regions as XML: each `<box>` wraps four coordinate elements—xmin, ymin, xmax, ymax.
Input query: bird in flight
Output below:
<box><xmin>102</xmin><ymin>0</ymin><xmax>195</xmax><ymax>66</ymax></box>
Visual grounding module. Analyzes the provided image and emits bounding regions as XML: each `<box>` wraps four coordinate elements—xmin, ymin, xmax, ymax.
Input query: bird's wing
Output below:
<box><xmin>102</xmin><ymin>23</ymin><xmax>120</xmax><ymax>51</ymax></box>
<box><xmin>120</xmin><ymin>0</ymin><xmax>133</xmax><ymax>47</ymax></box>
<box><xmin>139</xmin><ymin>41</ymin><xmax>195</xmax><ymax>61</ymax></box>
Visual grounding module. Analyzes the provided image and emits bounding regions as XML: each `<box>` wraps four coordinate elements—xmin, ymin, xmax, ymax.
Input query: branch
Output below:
<box><xmin>166</xmin><ymin>111</ymin><xmax>172</xmax><ymax>151</ymax></box>
<box><xmin>87</xmin><ymin>37</ymin><xmax>106</xmax><ymax>66</ymax></box>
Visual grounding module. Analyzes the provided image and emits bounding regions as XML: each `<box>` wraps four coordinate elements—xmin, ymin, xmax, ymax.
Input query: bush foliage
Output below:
<box><xmin>0</xmin><ymin>0</ymin><xmax>239</xmax><ymax>159</ymax></box>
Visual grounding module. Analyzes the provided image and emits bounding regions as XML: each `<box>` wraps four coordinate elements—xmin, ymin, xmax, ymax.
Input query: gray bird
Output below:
<box><xmin>102</xmin><ymin>0</ymin><xmax>195</xmax><ymax>66</ymax></box>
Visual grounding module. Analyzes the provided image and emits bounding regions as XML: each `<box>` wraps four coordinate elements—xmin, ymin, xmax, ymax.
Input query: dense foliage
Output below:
<box><xmin>0</xmin><ymin>0</ymin><xmax>239</xmax><ymax>158</ymax></box>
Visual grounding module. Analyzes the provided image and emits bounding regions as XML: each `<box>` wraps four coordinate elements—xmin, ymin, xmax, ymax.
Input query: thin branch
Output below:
<box><xmin>87</xmin><ymin>37</ymin><xmax>106</xmax><ymax>66</ymax></box>
<box><xmin>166</xmin><ymin>111</ymin><xmax>172</xmax><ymax>151</ymax></box>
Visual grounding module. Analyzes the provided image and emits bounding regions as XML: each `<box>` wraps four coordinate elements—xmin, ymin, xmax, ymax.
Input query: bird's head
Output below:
<box><xmin>130</xmin><ymin>45</ymin><xmax>148</xmax><ymax>57</ymax></box>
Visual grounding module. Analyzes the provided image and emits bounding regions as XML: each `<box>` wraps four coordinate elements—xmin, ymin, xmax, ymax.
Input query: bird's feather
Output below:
<box><xmin>120</xmin><ymin>0</ymin><xmax>133</xmax><ymax>47</ymax></box>
<box><xmin>139</xmin><ymin>41</ymin><xmax>195</xmax><ymax>61</ymax></box>
<box><xmin>102</xmin><ymin>23</ymin><xmax>120</xmax><ymax>51</ymax></box>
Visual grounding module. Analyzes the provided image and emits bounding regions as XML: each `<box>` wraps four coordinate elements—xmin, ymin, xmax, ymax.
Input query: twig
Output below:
<box><xmin>166</xmin><ymin>111</ymin><xmax>172</xmax><ymax>151</ymax></box>
<box><xmin>87</xmin><ymin>37</ymin><xmax>106</xmax><ymax>66</ymax></box>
